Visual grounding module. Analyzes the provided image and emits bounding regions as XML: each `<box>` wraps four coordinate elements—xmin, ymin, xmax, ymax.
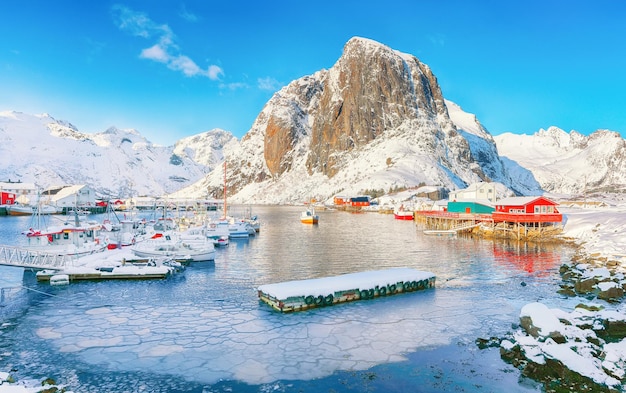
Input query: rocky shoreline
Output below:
<box><xmin>493</xmin><ymin>244</ymin><xmax>626</xmax><ymax>393</ymax></box>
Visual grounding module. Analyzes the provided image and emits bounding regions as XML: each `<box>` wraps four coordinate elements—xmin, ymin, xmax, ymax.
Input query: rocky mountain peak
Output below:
<box><xmin>306</xmin><ymin>36</ymin><xmax>452</xmax><ymax>177</ymax></box>
<box><xmin>186</xmin><ymin>37</ymin><xmax>536</xmax><ymax>204</ymax></box>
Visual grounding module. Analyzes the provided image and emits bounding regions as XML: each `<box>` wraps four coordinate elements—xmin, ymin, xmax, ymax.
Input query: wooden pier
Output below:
<box><xmin>257</xmin><ymin>268</ymin><xmax>435</xmax><ymax>313</ymax></box>
<box><xmin>415</xmin><ymin>211</ymin><xmax>492</xmax><ymax>233</ymax></box>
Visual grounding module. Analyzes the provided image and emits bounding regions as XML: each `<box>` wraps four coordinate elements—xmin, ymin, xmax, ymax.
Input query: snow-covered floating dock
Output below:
<box><xmin>257</xmin><ymin>268</ymin><xmax>435</xmax><ymax>312</ymax></box>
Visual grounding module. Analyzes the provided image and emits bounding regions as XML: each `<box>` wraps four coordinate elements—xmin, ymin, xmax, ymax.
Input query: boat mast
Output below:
<box><xmin>223</xmin><ymin>160</ymin><xmax>227</xmax><ymax>219</ymax></box>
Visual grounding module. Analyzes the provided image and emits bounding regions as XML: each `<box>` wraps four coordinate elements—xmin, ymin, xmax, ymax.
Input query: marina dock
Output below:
<box><xmin>257</xmin><ymin>268</ymin><xmax>435</xmax><ymax>312</ymax></box>
<box><xmin>35</xmin><ymin>264</ymin><xmax>173</xmax><ymax>283</ymax></box>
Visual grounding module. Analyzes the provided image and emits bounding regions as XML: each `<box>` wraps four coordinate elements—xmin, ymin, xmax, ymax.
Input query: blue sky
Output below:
<box><xmin>1</xmin><ymin>1</ymin><xmax>625</xmax><ymax>145</ymax></box>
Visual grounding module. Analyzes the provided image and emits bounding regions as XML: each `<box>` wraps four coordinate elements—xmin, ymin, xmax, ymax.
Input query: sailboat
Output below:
<box><xmin>204</xmin><ymin>160</ymin><xmax>252</xmax><ymax>239</ymax></box>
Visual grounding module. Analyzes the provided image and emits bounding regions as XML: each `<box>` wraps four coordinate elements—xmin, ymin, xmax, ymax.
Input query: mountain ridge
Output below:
<box><xmin>1</xmin><ymin>37</ymin><xmax>624</xmax><ymax>202</ymax></box>
<box><xmin>178</xmin><ymin>36</ymin><xmax>540</xmax><ymax>203</ymax></box>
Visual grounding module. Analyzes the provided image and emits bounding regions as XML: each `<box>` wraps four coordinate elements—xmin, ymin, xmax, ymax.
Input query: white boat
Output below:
<box><xmin>205</xmin><ymin>218</ymin><xmax>250</xmax><ymax>239</ymax></box>
<box><xmin>35</xmin><ymin>247</ymin><xmax>182</xmax><ymax>283</ymax></box>
<box><xmin>100</xmin><ymin>216</ymin><xmax>154</xmax><ymax>249</ymax></box>
<box><xmin>50</xmin><ymin>274</ymin><xmax>70</xmax><ymax>286</ymax></box>
<box><xmin>21</xmin><ymin>213</ymin><xmax>108</xmax><ymax>256</ymax></box>
<box><xmin>131</xmin><ymin>234</ymin><xmax>216</xmax><ymax>262</ymax></box>
<box><xmin>243</xmin><ymin>215</ymin><xmax>261</xmax><ymax>233</ymax></box>
<box><xmin>300</xmin><ymin>206</ymin><xmax>319</xmax><ymax>224</ymax></box>
<box><xmin>213</xmin><ymin>235</ymin><xmax>229</xmax><ymax>247</ymax></box>
<box><xmin>7</xmin><ymin>203</ymin><xmax>60</xmax><ymax>216</ymax></box>
<box><xmin>423</xmin><ymin>229</ymin><xmax>457</xmax><ymax>236</ymax></box>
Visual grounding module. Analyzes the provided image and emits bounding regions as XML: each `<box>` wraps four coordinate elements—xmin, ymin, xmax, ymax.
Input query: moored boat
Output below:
<box><xmin>205</xmin><ymin>218</ymin><xmax>250</xmax><ymax>239</ymax></box>
<box><xmin>300</xmin><ymin>206</ymin><xmax>319</xmax><ymax>224</ymax></box>
<box><xmin>131</xmin><ymin>234</ymin><xmax>216</xmax><ymax>262</ymax></box>
<box><xmin>21</xmin><ymin>215</ymin><xmax>108</xmax><ymax>256</ymax></box>
<box><xmin>393</xmin><ymin>204</ymin><xmax>414</xmax><ymax>220</ymax></box>
<box><xmin>423</xmin><ymin>229</ymin><xmax>457</xmax><ymax>236</ymax></box>
<box><xmin>35</xmin><ymin>248</ymin><xmax>181</xmax><ymax>283</ymax></box>
<box><xmin>7</xmin><ymin>203</ymin><xmax>60</xmax><ymax>216</ymax></box>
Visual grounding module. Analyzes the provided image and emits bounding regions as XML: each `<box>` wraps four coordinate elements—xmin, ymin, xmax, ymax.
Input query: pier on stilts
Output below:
<box><xmin>415</xmin><ymin>211</ymin><xmax>492</xmax><ymax>235</ymax></box>
<box><xmin>415</xmin><ymin>211</ymin><xmax>563</xmax><ymax>240</ymax></box>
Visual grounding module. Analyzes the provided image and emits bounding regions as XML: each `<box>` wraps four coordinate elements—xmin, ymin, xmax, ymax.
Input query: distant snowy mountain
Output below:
<box><xmin>494</xmin><ymin>127</ymin><xmax>626</xmax><ymax>195</ymax></box>
<box><xmin>0</xmin><ymin>111</ymin><xmax>233</xmax><ymax>198</ymax></box>
<box><xmin>172</xmin><ymin>37</ymin><xmax>541</xmax><ymax>204</ymax></box>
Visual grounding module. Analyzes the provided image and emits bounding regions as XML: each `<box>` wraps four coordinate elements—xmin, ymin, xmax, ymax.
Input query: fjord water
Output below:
<box><xmin>0</xmin><ymin>206</ymin><xmax>575</xmax><ymax>392</ymax></box>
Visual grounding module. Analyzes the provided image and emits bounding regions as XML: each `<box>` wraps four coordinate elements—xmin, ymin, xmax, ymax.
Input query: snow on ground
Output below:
<box><xmin>502</xmin><ymin>195</ymin><xmax>626</xmax><ymax>390</ymax></box>
<box><xmin>559</xmin><ymin>202</ymin><xmax>626</xmax><ymax>264</ymax></box>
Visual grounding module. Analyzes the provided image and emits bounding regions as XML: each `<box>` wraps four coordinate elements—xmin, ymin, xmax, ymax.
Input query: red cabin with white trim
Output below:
<box><xmin>492</xmin><ymin>196</ymin><xmax>562</xmax><ymax>223</ymax></box>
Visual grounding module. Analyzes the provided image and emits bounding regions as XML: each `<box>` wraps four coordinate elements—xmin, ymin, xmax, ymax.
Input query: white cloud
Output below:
<box><xmin>178</xmin><ymin>4</ymin><xmax>199</xmax><ymax>22</ymax></box>
<box><xmin>219</xmin><ymin>82</ymin><xmax>249</xmax><ymax>91</ymax></box>
<box><xmin>140</xmin><ymin>44</ymin><xmax>169</xmax><ymax>63</ymax></box>
<box><xmin>112</xmin><ymin>5</ymin><xmax>221</xmax><ymax>80</ymax></box>
<box><xmin>427</xmin><ymin>33</ymin><xmax>446</xmax><ymax>47</ymax></box>
<box><xmin>257</xmin><ymin>77</ymin><xmax>282</xmax><ymax>91</ymax></box>
<box><xmin>208</xmin><ymin>65</ymin><xmax>224</xmax><ymax>80</ymax></box>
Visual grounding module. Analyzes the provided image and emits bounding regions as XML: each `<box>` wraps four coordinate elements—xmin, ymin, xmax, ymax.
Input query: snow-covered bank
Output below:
<box><xmin>501</xmin><ymin>198</ymin><xmax>626</xmax><ymax>392</ymax></box>
<box><xmin>559</xmin><ymin>203</ymin><xmax>626</xmax><ymax>265</ymax></box>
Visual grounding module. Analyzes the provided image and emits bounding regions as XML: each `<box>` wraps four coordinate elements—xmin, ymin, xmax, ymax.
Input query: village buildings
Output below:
<box><xmin>413</xmin><ymin>182</ymin><xmax>564</xmax><ymax>240</ymax></box>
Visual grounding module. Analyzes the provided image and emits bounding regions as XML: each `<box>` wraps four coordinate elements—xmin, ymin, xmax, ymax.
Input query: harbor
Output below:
<box><xmin>0</xmin><ymin>205</ymin><xmax>577</xmax><ymax>392</ymax></box>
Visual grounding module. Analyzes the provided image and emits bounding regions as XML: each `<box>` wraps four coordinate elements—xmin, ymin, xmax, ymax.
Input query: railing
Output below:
<box><xmin>0</xmin><ymin>246</ymin><xmax>71</xmax><ymax>270</ymax></box>
<box><xmin>415</xmin><ymin>211</ymin><xmax>493</xmax><ymax>222</ymax></box>
<box><xmin>491</xmin><ymin>212</ymin><xmax>563</xmax><ymax>223</ymax></box>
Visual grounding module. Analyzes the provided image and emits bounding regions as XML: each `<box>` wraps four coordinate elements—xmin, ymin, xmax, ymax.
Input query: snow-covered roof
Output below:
<box><xmin>52</xmin><ymin>185</ymin><xmax>88</xmax><ymax>201</ymax></box>
<box><xmin>0</xmin><ymin>182</ymin><xmax>36</xmax><ymax>191</ymax></box>
<box><xmin>457</xmin><ymin>182</ymin><xmax>497</xmax><ymax>192</ymax></box>
<box><xmin>449</xmin><ymin>198</ymin><xmax>494</xmax><ymax>207</ymax></box>
<box><xmin>495</xmin><ymin>196</ymin><xmax>555</xmax><ymax>206</ymax></box>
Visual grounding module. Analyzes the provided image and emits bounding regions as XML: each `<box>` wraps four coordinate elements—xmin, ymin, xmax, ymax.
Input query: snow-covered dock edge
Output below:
<box><xmin>257</xmin><ymin>268</ymin><xmax>435</xmax><ymax>312</ymax></box>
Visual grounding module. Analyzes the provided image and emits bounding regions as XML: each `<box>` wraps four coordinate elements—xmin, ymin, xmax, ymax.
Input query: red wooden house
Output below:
<box><xmin>492</xmin><ymin>196</ymin><xmax>562</xmax><ymax>224</ymax></box>
<box><xmin>333</xmin><ymin>195</ymin><xmax>371</xmax><ymax>207</ymax></box>
<box><xmin>1</xmin><ymin>191</ymin><xmax>16</xmax><ymax>205</ymax></box>
<box><xmin>333</xmin><ymin>196</ymin><xmax>350</xmax><ymax>206</ymax></box>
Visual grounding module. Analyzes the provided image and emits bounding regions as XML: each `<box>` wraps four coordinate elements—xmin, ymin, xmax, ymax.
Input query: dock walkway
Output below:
<box><xmin>0</xmin><ymin>245</ymin><xmax>71</xmax><ymax>270</ymax></box>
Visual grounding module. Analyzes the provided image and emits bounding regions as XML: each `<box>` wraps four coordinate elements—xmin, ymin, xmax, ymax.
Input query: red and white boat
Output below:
<box><xmin>393</xmin><ymin>204</ymin><xmax>414</xmax><ymax>220</ymax></box>
<box><xmin>22</xmin><ymin>216</ymin><xmax>108</xmax><ymax>256</ymax></box>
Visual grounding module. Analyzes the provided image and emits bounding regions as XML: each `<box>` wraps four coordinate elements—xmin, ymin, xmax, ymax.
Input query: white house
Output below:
<box><xmin>449</xmin><ymin>182</ymin><xmax>498</xmax><ymax>203</ymax></box>
<box><xmin>49</xmin><ymin>185</ymin><xmax>96</xmax><ymax>209</ymax></box>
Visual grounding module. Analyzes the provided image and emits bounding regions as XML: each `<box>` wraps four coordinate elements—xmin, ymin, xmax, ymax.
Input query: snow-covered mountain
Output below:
<box><xmin>0</xmin><ymin>111</ymin><xmax>233</xmax><ymax>197</ymax></box>
<box><xmin>172</xmin><ymin>37</ymin><xmax>541</xmax><ymax>204</ymax></box>
<box><xmin>494</xmin><ymin>127</ymin><xmax>626</xmax><ymax>196</ymax></box>
<box><xmin>3</xmin><ymin>37</ymin><xmax>623</xmax><ymax>203</ymax></box>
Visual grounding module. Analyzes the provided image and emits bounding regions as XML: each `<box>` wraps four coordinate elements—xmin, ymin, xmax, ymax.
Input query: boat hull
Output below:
<box><xmin>132</xmin><ymin>248</ymin><xmax>215</xmax><ymax>262</ymax></box>
<box><xmin>300</xmin><ymin>217</ymin><xmax>319</xmax><ymax>224</ymax></box>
